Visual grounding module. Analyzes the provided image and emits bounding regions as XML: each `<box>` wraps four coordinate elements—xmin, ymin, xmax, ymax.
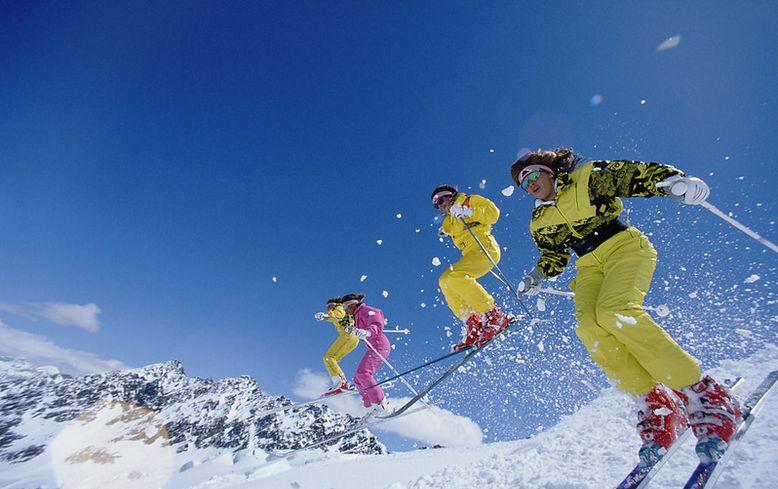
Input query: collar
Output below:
<box><xmin>534</xmin><ymin>199</ymin><xmax>555</xmax><ymax>208</ymax></box>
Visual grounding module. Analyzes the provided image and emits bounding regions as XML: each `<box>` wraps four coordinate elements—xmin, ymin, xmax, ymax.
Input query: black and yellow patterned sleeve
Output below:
<box><xmin>588</xmin><ymin>160</ymin><xmax>684</xmax><ymax>200</ymax></box>
<box><xmin>531</xmin><ymin>230</ymin><xmax>570</xmax><ymax>278</ymax></box>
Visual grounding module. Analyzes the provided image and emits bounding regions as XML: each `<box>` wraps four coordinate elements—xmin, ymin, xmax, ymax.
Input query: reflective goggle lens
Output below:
<box><xmin>520</xmin><ymin>170</ymin><xmax>542</xmax><ymax>190</ymax></box>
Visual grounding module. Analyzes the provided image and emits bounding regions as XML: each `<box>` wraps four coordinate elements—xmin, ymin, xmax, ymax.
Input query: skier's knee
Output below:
<box><xmin>594</xmin><ymin>306</ymin><xmax>639</xmax><ymax>329</ymax></box>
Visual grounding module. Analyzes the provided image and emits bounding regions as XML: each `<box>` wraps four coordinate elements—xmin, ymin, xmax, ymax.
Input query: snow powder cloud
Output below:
<box><xmin>293</xmin><ymin>369</ymin><xmax>483</xmax><ymax>447</ymax></box>
<box><xmin>0</xmin><ymin>320</ymin><xmax>127</xmax><ymax>375</ymax></box>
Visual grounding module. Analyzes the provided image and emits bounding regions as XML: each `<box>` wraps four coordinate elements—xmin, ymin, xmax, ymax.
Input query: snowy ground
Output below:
<box><xmin>2</xmin><ymin>345</ymin><xmax>776</xmax><ymax>489</ymax></box>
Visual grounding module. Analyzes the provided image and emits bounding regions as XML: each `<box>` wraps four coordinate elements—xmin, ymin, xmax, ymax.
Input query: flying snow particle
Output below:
<box><xmin>590</xmin><ymin>93</ymin><xmax>604</xmax><ymax>106</ymax></box>
<box><xmin>360</xmin><ymin>275</ymin><xmax>368</xmax><ymax>282</ymax></box>
<box><xmin>272</xmin><ymin>277</ymin><xmax>277</xmax><ymax>283</ymax></box>
<box><xmin>640</xmin><ymin>99</ymin><xmax>647</xmax><ymax>105</ymax></box>
<box><xmin>656</xmin><ymin>34</ymin><xmax>682</xmax><ymax>51</ymax></box>
<box><xmin>615</xmin><ymin>313</ymin><xmax>637</xmax><ymax>325</ymax></box>
<box><xmin>432</xmin><ymin>257</ymin><xmax>442</xmax><ymax>266</ymax></box>
<box><xmin>382</xmin><ymin>290</ymin><xmax>389</xmax><ymax>298</ymax></box>
<box><xmin>415</xmin><ymin>229</ymin><xmax>420</xmax><ymax>233</ymax></box>
<box><xmin>537</xmin><ymin>341</ymin><xmax>545</xmax><ymax>352</ymax></box>
<box><xmin>501</xmin><ymin>185</ymin><xmax>515</xmax><ymax>197</ymax></box>
<box><xmin>479</xmin><ymin>179</ymin><xmax>487</xmax><ymax>189</ymax></box>
<box><xmin>735</xmin><ymin>328</ymin><xmax>753</xmax><ymax>338</ymax></box>
<box><xmin>396</xmin><ymin>213</ymin><xmax>402</xmax><ymax>219</ymax></box>
<box><xmin>725</xmin><ymin>156</ymin><xmax>731</xmax><ymax>160</ymax></box>
<box><xmin>536</xmin><ymin>297</ymin><xmax>546</xmax><ymax>312</ymax></box>
<box><xmin>489</xmin><ymin>149</ymin><xmax>495</xmax><ymax>153</ymax></box>
<box><xmin>420</xmin><ymin>303</ymin><xmax>426</xmax><ymax>308</ymax></box>
<box><xmin>744</xmin><ymin>274</ymin><xmax>760</xmax><ymax>284</ymax></box>
<box><xmin>376</xmin><ymin>240</ymin><xmax>383</xmax><ymax>245</ymax></box>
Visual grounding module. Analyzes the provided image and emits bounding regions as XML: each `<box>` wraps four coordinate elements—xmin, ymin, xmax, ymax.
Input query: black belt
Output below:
<box><xmin>570</xmin><ymin>218</ymin><xmax>628</xmax><ymax>256</ymax></box>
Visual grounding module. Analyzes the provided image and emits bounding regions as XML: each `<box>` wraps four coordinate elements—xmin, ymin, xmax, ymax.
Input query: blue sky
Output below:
<box><xmin>1</xmin><ymin>2</ymin><xmax>776</xmax><ymax>450</ymax></box>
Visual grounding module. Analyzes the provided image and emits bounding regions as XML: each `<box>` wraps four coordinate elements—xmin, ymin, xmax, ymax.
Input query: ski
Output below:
<box><xmin>377</xmin><ymin>318</ymin><xmax>520</xmax><ymax>420</ymax></box>
<box><xmin>615</xmin><ymin>377</ymin><xmax>743</xmax><ymax>489</ymax></box>
<box><xmin>682</xmin><ymin>370</ymin><xmax>778</xmax><ymax>489</ymax></box>
<box><xmin>255</xmin><ymin>386</ymin><xmax>365</xmax><ymax>419</ymax></box>
<box><xmin>268</xmin><ymin>405</ymin><xmax>429</xmax><ymax>459</ymax></box>
<box><xmin>255</xmin><ymin>348</ymin><xmax>468</xmax><ymax>419</ymax></box>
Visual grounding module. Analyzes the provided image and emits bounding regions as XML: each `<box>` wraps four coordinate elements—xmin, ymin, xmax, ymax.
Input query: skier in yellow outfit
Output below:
<box><xmin>510</xmin><ymin>148</ymin><xmax>741</xmax><ymax>465</ymax></box>
<box><xmin>314</xmin><ymin>297</ymin><xmax>359</xmax><ymax>396</ymax></box>
<box><xmin>431</xmin><ymin>184</ymin><xmax>512</xmax><ymax>351</ymax></box>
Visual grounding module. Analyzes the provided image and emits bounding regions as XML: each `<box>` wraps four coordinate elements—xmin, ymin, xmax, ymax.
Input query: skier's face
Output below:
<box><xmin>436</xmin><ymin>194</ymin><xmax>454</xmax><ymax>214</ymax></box>
<box><xmin>526</xmin><ymin>171</ymin><xmax>555</xmax><ymax>201</ymax></box>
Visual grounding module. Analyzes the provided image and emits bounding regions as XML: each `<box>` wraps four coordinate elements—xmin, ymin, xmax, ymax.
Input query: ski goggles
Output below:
<box><xmin>517</xmin><ymin>165</ymin><xmax>554</xmax><ymax>190</ymax></box>
<box><xmin>432</xmin><ymin>190</ymin><xmax>455</xmax><ymax>209</ymax></box>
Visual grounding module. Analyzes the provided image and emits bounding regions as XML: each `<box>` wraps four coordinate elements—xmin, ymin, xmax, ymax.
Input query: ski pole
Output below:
<box><xmin>660</xmin><ymin>180</ymin><xmax>777</xmax><ymax>253</ymax></box>
<box><xmin>383</xmin><ymin>328</ymin><xmax>411</xmax><ymax>334</ymax></box>
<box><xmin>537</xmin><ymin>287</ymin><xmax>670</xmax><ymax>317</ymax></box>
<box><xmin>361</xmin><ymin>337</ymin><xmax>429</xmax><ymax>405</ymax></box>
<box><xmin>458</xmin><ymin>217</ymin><xmax>533</xmax><ymax>316</ymax></box>
<box><xmin>700</xmin><ymin>201</ymin><xmax>777</xmax><ymax>253</ymax></box>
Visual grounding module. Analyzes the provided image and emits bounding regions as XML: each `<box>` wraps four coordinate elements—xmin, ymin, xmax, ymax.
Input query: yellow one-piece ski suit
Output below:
<box><xmin>529</xmin><ymin>160</ymin><xmax>701</xmax><ymax>396</ymax></box>
<box><xmin>439</xmin><ymin>193</ymin><xmax>501</xmax><ymax>319</ymax></box>
<box><xmin>322</xmin><ymin>304</ymin><xmax>359</xmax><ymax>377</ymax></box>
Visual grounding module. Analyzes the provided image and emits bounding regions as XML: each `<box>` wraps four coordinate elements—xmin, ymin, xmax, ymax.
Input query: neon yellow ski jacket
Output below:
<box><xmin>324</xmin><ymin>304</ymin><xmax>354</xmax><ymax>336</ymax></box>
<box><xmin>530</xmin><ymin>160</ymin><xmax>683</xmax><ymax>278</ymax></box>
<box><xmin>441</xmin><ymin>193</ymin><xmax>500</xmax><ymax>251</ymax></box>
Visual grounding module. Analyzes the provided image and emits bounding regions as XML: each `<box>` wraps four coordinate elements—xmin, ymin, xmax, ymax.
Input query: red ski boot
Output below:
<box><xmin>476</xmin><ymin>307</ymin><xmax>513</xmax><ymax>347</ymax></box>
<box><xmin>452</xmin><ymin>313</ymin><xmax>485</xmax><ymax>352</ymax></box>
<box><xmin>636</xmin><ymin>384</ymin><xmax>688</xmax><ymax>465</ymax></box>
<box><xmin>323</xmin><ymin>373</ymin><xmax>350</xmax><ymax>396</ymax></box>
<box><xmin>674</xmin><ymin>375</ymin><xmax>742</xmax><ymax>462</ymax></box>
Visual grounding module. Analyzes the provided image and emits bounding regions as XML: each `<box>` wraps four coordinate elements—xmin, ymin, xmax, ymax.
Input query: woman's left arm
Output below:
<box><xmin>588</xmin><ymin>160</ymin><xmax>684</xmax><ymax>199</ymax></box>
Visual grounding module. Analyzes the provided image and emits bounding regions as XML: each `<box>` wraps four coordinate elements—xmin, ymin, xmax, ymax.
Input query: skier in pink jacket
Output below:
<box><xmin>342</xmin><ymin>293</ymin><xmax>390</xmax><ymax>417</ymax></box>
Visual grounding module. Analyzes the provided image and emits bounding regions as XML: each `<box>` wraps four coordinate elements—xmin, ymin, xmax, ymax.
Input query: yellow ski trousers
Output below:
<box><xmin>323</xmin><ymin>333</ymin><xmax>359</xmax><ymax>377</ymax></box>
<box><xmin>571</xmin><ymin>228</ymin><xmax>701</xmax><ymax>396</ymax></box>
<box><xmin>439</xmin><ymin>237</ymin><xmax>500</xmax><ymax>319</ymax></box>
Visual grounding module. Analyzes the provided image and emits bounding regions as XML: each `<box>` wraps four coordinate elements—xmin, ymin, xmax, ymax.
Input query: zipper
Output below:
<box><xmin>554</xmin><ymin>205</ymin><xmax>584</xmax><ymax>239</ymax></box>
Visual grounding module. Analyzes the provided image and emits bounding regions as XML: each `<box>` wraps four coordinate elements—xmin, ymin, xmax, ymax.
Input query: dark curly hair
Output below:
<box><xmin>341</xmin><ymin>293</ymin><xmax>365</xmax><ymax>303</ymax></box>
<box><xmin>510</xmin><ymin>147</ymin><xmax>582</xmax><ymax>184</ymax></box>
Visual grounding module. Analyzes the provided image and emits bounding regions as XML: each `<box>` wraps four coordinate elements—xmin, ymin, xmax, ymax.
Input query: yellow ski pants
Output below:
<box><xmin>439</xmin><ymin>237</ymin><xmax>500</xmax><ymax>319</ymax></box>
<box><xmin>323</xmin><ymin>333</ymin><xmax>359</xmax><ymax>377</ymax></box>
<box><xmin>571</xmin><ymin>228</ymin><xmax>701</xmax><ymax>396</ymax></box>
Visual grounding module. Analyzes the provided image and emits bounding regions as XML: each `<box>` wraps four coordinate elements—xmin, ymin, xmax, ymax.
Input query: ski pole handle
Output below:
<box><xmin>701</xmin><ymin>201</ymin><xmax>777</xmax><ymax>254</ymax></box>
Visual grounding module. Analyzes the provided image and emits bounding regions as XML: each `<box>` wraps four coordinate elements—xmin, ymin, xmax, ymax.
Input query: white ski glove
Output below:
<box><xmin>450</xmin><ymin>204</ymin><xmax>474</xmax><ymax>219</ymax></box>
<box><xmin>314</xmin><ymin>312</ymin><xmax>328</xmax><ymax>321</ymax></box>
<box><xmin>517</xmin><ymin>267</ymin><xmax>544</xmax><ymax>298</ymax></box>
<box><xmin>354</xmin><ymin>329</ymin><xmax>371</xmax><ymax>340</ymax></box>
<box><xmin>657</xmin><ymin>175</ymin><xmax>710</xmax><ymax>205</ymax></box>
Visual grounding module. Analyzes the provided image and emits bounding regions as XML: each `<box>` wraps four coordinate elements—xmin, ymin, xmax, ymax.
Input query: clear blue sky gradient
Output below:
<box><xmin>1</xmin><ymin>2</ymin><xmax>776</xmax><ymax>449</ymax></box>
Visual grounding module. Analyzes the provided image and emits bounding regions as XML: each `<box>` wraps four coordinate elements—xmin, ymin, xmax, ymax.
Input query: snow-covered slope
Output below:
<box><xmin>0</xmin><ymin>357</ymin><xmax>384</xmax><ymax>488</ymax></box>
<box><xmin>1</xmin><ymin>347</ymin><xmax>775</xmax><ymax>488</ymax></box>
<box><xmin>181</xmin><ymin>345</ymin><xmax>777</xmax><ymax>489</ymax></box>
